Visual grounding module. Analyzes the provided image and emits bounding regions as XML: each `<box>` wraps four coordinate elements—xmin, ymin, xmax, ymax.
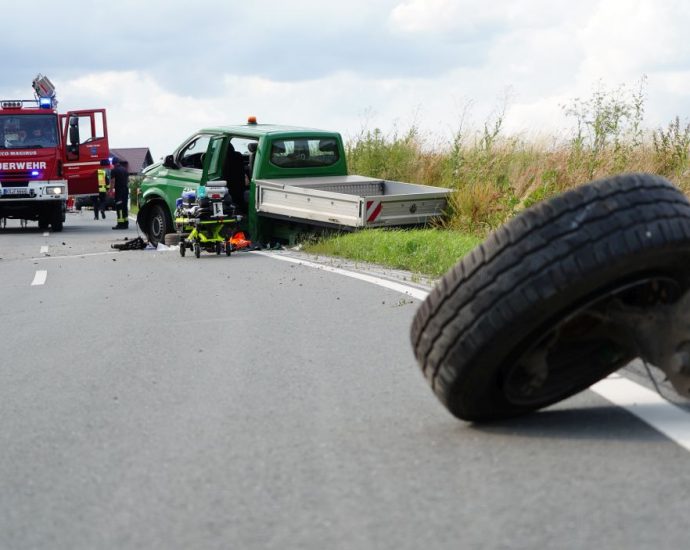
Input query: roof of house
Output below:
<box><xmin>110</xmin><ymin>147</ymin><xmax>154</xmax><ymax>174</ymax></box>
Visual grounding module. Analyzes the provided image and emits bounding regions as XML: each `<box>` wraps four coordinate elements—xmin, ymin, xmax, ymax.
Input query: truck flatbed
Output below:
<box><xmin>255</xmin><ymin>175</ymin><xmax>451</xmax><ymax>229</ymax></box>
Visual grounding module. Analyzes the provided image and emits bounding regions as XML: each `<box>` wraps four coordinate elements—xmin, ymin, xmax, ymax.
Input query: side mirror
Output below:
<box><xmin>163</xmin><ymin>154</ymin><xmax>177</xmax><ymax>169</ymax></box>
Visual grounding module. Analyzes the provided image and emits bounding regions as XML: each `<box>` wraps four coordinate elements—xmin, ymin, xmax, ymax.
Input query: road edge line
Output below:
<box><xmin>252</xmin><ymin>251</ymin><xmax>430</xmax><ymax>300</ymax></box>
<box><xmin>591</xmin><ymin>376</ymin><xmax>690</xmax><ymax>452</ymax></box>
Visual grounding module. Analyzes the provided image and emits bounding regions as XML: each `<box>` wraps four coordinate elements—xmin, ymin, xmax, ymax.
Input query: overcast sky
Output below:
<box><xmin>2</xmin><ymin>0</ymin><xmax>688</xmax><ymax>159</ymax></box>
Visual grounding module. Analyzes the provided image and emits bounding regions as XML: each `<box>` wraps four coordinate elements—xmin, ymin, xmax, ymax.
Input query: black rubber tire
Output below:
<box><xmin>179</xmin><ymin>242</ymin><xmax>186</xmax><ymax>257</ymax></box>
<box><xmin>225</xmin><ymin>243</ymin><xmax>232</xmax><ymax>256</ymax></box>
<box><xmin>51</xmin><ymin>207</ymin><xmax>63</xmax><ymax>232</ymax></box>
<box><xmin>411</xmin><ymin>173</ymin><xmax>690</xmax><ymax>421</ymax></box>
<box><xmin>194</xmin><ymin>242</ymin><xmax>201</xmax><ymax>258</ymax></box>
<box><xmin>148</xmin><ymin>204</ymin><xmax>172</xmax><ymax>246</ymax></box>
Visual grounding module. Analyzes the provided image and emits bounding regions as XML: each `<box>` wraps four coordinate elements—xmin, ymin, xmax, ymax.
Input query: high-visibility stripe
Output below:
<box><xmin>63</xmin><ymin>161</ymin><xmax>105</xmax><ymax>168</ymax></box>
<box><xmin>366</xmin><ymin>200</ymin><xmax>382</xmax><ymax>222</ymax></box>
<box><xmin>97</xmin><ymin>169</ymin><xmax>107</xmax><ymax>192</ymax></box>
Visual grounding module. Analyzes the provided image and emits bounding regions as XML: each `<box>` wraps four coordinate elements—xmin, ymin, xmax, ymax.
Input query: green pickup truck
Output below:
<box><xmin>137</xmin><ymin>119</ymin><xmax>452</xmax><ymax>245</ymax></box>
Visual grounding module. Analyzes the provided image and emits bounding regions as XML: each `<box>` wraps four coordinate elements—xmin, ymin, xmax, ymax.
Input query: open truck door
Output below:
<box><xmin>60</xmin><ymin>109</ymin><xmax>110</xmax><ymax>195</ymax></box>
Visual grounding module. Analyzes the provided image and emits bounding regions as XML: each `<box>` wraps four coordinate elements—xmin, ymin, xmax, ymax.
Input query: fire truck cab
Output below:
<box><xmin>0</xmin><ymin>74</ymin><xmax>110</xmax><ymax>231</ymax></box>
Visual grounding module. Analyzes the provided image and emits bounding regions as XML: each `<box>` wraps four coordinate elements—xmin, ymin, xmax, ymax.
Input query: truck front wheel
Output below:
<box><xmin>147</xmin><ymin>204</ymin><xmax>171</xmax><ymax>245</ymax></box>
<box><xmin>51</xmin><ymin>206</ymin><xmax>63</xmax><ymax>232</ymax></box>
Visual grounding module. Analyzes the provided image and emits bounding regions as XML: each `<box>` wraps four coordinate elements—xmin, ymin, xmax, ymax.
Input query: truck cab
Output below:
<box><xmin>137</xmin><ymin>121</ymin><xmax>348</xmax><ymax>244</ymax></box>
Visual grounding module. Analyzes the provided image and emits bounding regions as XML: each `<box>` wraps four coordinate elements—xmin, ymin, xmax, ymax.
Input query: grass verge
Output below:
<box><xmin>303</xmin><ymin>228</ymin><xmax>482</xmax><ymax>278</ymax></box>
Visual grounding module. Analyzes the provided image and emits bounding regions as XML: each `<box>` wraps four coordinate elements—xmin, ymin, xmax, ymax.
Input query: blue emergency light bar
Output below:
<box><xmin>39</xmin><ymin>97</ymin><xmax>52</xmax><ymax>108</ymax></box>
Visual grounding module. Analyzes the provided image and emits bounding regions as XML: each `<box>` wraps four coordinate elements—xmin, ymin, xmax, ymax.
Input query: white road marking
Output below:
<box><xmin>31</xmin><ymin>270</ymin><xmax>47</xmax><ymax>286</ymax></box>
<box><xmin>254</xmin><ymin>251</ymin><xmax>430</xmax><ymax>300</ymax></box>
<box><xmin>42</xmin><ymin>232</ymin><xmax>49</xmax><ymax>237</ymax></box>
<box><xmin>591</xmin><ymin>376</ymin><xmax>690</xmax><ymax>452</ymax></box>
<box><xmin>40</xmin><ymin>245</ymin><xmax>49</xmax><ymax>254</ymax></box>
<box><xmin>259</xmin><ymin>250</ymin><xmax>690</xmax><ymax>454</ymax></box>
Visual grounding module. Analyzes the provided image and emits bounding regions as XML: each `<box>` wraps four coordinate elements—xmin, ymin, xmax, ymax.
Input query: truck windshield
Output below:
<box><xmin>269</xmin><ymin>137</ymin><xmax>339</xmax><ymax>168</ymax></box>
<box><xmin>1</xmin><ymin>114</ymin><xmax>59</xmax><ymax>149</ymax></box>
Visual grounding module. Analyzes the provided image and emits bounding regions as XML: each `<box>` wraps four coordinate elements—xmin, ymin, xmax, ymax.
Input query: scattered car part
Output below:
<box><xmin>411</xmin><ymin>173</ymin><xmax>690</xmax><ymax>421</ymax></box>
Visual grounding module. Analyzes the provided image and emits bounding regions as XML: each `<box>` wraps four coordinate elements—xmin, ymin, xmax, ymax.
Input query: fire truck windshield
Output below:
<box><xmin>1</xmin><ymin>114</ymin><xmax>58</xmax><ymax>149</ymax></box>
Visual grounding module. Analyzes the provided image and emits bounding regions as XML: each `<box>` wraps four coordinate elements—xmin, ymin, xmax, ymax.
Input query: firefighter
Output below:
<box><xmin>111</xmin><ymin>158</ymin><xmax>130</xmax><ymax>230</ymax></box>
<box><xmin>93</xmin><ymin>168</ymin><xmax>107</xmax><ymax>220</ymax></box>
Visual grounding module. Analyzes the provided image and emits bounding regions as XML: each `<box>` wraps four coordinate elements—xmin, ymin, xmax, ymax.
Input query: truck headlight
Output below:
<box><xmin>46</xmin><ymin>186</ymin><xmax>65</xmax><ymax>195</ymax></box>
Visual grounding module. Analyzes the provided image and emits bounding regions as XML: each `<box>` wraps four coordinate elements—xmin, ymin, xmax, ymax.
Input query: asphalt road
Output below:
<box><xmin>1</xmin><ymin>211</ymin><xmax>690</xmax><ymax>550</ymax></box>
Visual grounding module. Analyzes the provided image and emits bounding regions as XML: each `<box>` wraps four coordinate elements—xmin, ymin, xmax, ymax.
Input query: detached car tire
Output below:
<box><xmin>411</xmin><ymin>173</ymin><xmax>690</xmax><ymax>421</ymax></box>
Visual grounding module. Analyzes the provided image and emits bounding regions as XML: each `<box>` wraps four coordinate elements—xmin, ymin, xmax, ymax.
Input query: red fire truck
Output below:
<box><xmin>0</xmin><ymin>74</ymin><xmax>110</xmax><ymax>231</ymax></box>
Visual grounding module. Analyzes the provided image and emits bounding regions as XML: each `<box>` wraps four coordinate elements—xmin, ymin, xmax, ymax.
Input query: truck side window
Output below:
<box><xmin>178</xmin><ymin>135</ymin><xmax>211</xmax><ymax>169</ymax></box>
<box><xmin>73</xmin><ymin>114</ymin><xmax>105</xmax><ymax>144</ymax></box>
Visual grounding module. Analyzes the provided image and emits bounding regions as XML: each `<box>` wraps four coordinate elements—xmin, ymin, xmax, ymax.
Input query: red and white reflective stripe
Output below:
<box><xmin>63</xmin><ymin>160</ymin><xmax>106</xmax><ymax>168</ymax></box>
<box><xmin>366</xmin><ymin>200</ymin><xmax>382</xmax><ymax>222</ymax></box>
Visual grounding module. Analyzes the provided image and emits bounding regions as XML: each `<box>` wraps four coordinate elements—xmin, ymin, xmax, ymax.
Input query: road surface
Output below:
<box><xmin>1</xmin><ymin>211</ymin><xmax>689</xmax><ymax>550</ymax></box>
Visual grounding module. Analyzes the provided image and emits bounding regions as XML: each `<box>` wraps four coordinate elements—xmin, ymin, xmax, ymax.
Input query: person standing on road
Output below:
<box><xmin>93</xmin><ymin>168</ymin><xmax>108</xmax><ymax>220</ymax></box>
<box><xmin>111</xmin><ymin>158</ymin><xmax>129</xmax><ymax>230</ymax></box>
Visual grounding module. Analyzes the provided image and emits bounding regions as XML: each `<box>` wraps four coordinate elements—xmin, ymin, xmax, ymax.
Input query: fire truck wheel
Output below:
<box><xmin>51</xmin><ymin>208</ymin><xmax>63</xmax><ymax>232</ymax></box>
<box><xmin>410</xmin><ymin>173</ymin><xmax>690</xmax><ymax>421</ymax></box>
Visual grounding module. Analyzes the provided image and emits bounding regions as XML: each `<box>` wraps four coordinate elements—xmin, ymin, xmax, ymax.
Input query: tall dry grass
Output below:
<box><xmin>346</xmin><ymin>87</ymin><xmax>690</xmax><ymax>237</ymax></box>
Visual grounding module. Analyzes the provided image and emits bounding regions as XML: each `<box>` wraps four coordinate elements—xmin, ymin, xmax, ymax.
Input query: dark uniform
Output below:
<box><xmin>111</xmin><ymin>160</ymin><xmax>129</xmax><ymax>229</ymax></box>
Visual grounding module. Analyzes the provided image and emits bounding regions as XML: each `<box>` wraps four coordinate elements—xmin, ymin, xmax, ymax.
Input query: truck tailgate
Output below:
<box><xmin>255</xmin><ymin>175</ymin><xmax>452</xmax><ymax>228</ymax></box>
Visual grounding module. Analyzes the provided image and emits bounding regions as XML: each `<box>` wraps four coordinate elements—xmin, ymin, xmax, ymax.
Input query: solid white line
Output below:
<box><xmin>40</xmin><ymin>245</ymin><xmax>49</xmax><ymax>254</ymax></box>
<box><xmin>31</xmin><ymin>270</ymin><xmax>47</xmax><ymax>286</ymax></box>
<box><xmin>253</xmin><ymin>251</ymin><xmax>430</xmax><ymax>300</ymax></box>
<box><xmin>257</xmin><ymin>250</ymin><xmax>690</xmax><ymax>454</ymax></box>
<box><xmin>591</xmin><ymin>376</ymin><xmax>690</xmax><ymax>452</ymax></box>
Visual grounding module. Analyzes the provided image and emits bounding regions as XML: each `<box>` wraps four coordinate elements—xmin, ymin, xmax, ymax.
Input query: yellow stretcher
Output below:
<box><xmin>175</xmin><ymin>216</ymin><xmax>238</xmax><ymax>258</ymax></box>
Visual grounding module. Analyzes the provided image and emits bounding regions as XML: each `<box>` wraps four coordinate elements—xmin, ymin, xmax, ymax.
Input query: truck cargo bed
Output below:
<box><xmin>255</xmin><ymin>175</ymin><xmax>452</xmax><ymax>228</ymax></box>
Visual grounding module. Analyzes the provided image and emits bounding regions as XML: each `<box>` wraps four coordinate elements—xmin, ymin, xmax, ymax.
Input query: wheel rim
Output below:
<box><xmin>150</xmin><ymin>208</ymin><xmax>165</xmax><ymax>242</ymax></box>
<box><xmin>503</xmin><ymin>276</ymin><xmax>682</xmax><ymax>406</ymax></box>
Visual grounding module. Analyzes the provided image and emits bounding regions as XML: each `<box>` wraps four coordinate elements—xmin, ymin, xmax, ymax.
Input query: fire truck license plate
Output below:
<box><xmin>0</xmin><ymin>188</ymin><xmax>28</xmax><ymax>195</ymax></box>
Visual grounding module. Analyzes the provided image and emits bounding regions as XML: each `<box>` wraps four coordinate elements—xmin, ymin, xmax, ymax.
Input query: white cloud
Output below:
<box><xmin>577</xmin><ymin>0</ymin><xmax>689</xmax><ymax>82</ymax></box>
<box><xmin>3</xmin><ymin>0</ymin><xmax>690</xmax><ymax>159</ymax></box>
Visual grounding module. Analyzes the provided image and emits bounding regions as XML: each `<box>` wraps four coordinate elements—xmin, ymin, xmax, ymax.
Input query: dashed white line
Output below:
<box><xmin>31</xmin><ymin>270</ymin><xmax>47</xmax><ymax>286</ymax></box>
<box><xmin>258</xmin><ymin>250</ymin><xmax>690</xmax><ymax>454</ymax></box>
<box><xmin>42</xmin><ymin>232</ymin><xmax>49</xmax><ymax>237</ymax></box>
<box><xmin>40</xmin><ymin>245</ymin><xmax>49</xmax><ymax>254</ymax></box>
